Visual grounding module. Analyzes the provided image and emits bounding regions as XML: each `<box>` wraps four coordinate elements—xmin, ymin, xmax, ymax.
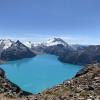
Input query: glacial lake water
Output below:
<box><xmin>0</xmin><ymin>54</ymin><xmax>82</xmax><ymax>94</ymax></box>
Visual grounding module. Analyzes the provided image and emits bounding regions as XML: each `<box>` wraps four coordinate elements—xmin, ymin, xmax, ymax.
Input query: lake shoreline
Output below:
<box><xmin>1</xmin><ymin>55</ymin><xmax>82</xmax><ymax>94</ymax></box>
<box><xmin>0</xmin><ymin>67</ymin><xmax>32</xmax><ymax>98</ymax></box>
<box><xmin>0</xmin><ymin>63</ymin><xmax>99</xmax><ymax>100</ymax></box>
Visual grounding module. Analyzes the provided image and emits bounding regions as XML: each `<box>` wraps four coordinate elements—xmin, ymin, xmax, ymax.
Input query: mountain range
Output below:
<box><xmin>0</xmin><ymin>38</ymin><xmax>100</xmax><ymax>65</ymax></box>
<box><xmin>0</xmin><ymin>38</ymin><xmax>100</xmax><ymax>100</ymax></box>
<box><xmin>0</xmin><ymin>39</ymin><xmax>36</xmax><ymax>61</ymax></box>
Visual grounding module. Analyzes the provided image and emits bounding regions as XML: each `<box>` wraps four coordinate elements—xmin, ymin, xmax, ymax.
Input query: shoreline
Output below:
<box><xmin>0</xmin><ymin>62</ymin><xmax>99</xmax><ymax>99</ymax></box>
<box><xmin>0</xmin><ymin>56</ymin><xmax>99</xmax><ymax>100</ymax></box>
<box><xmin>0</xmin><ymin>56</ymin><xmax>83</xmax><ymax>97</ymax></box>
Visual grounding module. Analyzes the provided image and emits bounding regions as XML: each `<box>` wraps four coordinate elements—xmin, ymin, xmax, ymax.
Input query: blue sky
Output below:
<box><xmin>0</xmin><ymin>0</ymin><xmax>100</xmax><ymax>44</ymax></box>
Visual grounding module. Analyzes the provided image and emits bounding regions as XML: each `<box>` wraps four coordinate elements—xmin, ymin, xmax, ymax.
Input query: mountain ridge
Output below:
<box><xmin>0</xmin><ymin>38</ymin><xmax>100</xmax><ymax>100</ymax></box>
<box><xmin>0</xmin><ymin>40</ymin><xmax>36</xmax><ymax>61</ymax></box>
<box><xmin>0</xmin><ymin>38</ymin><xmax>100</xmax><ymax>65</ymax></box>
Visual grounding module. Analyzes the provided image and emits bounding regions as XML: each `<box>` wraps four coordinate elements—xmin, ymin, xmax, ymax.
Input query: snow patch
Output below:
<box><xmin>23</xmin><ymin>41</ymin><xmax>32</xmax><ymax>48</ymax></box>
<box><xmin>43</xmin><ymin>38</ymin><xmax>68</xmax><ymax>47</ymax></box>
<box><xmin>0</xmin><ymin>39</ymin><xmax>13</xmax><ymax>49</ymax></box>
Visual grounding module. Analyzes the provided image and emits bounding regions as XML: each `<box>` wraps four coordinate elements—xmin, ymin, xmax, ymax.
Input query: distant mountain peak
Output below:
<box><xmin>23</xmin><ymin>41</ymin><xmax>32</xmax><ymax>48</ymax></box>
<box><xmin>44</xmin><ymin>38</ymin><xmax>68</xmax><ymax>47</ymax></box>
<box><xmin>0</xmin><ymin>39</ymin><xmax>14</xmax><ymax>50</ymax></box>
<box><xmin>23</xmin><ymin>38</ymin><xmax>69</xmax><ymax>48</ymax></box>
<box><xmin>0</xmin><ymin>39</ymin><xmax>36</xmax><ymax>61</ymax></box>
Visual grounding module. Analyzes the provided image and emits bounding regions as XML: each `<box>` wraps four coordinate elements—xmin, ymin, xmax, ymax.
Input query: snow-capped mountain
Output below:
<box><xmin>23</xmin><ymin>38</ymin><xmax>69</xmax><ymax>48</ymax></box>
<box><xmin>23</xmin><ymin>41</ymin><xmax>32</xmax><ymax>48</ymax></box>
<box><xmin>31</xmin><ymin>38</ymin><xmax>72</xmax><ymax>56</ymax></box>
<box><xmin>0</xmin><ymin>38</ymin><xmax>100</xmax><ymax>65</ymax></box>
<box><xmin>42</xmin><ymin>38</ymin><xmax>68</xmax><ymax>47</ymax></box>
<box><xmin>0</xmin><ymin>40</ymin><xmax>36</xmax><ymax>61</ymax></box>
<box><xmin>0</xmin><ymin>39</ymin><xmax>14</xmax><ymax>50</ymax></box>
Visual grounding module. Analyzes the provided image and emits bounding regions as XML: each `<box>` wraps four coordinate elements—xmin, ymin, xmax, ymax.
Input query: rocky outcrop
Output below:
<box><xmin>25</xmin><ymin>63</ymin><xmax>100</xmax><ymax>100</ymax></box>
<box><xmin>0</xmin><ymin>68</ymin><xmax>31</xmax><ymax>98</ymax></box>
<box><xmin>0</xmin><ymin>40</ymin><xmax>36</xmax><ymax>61</ymax></box>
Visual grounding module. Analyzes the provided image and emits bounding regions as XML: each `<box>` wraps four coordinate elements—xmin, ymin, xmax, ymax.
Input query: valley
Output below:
<box><xmin>0</xmin><ymin>38</ymin><xmax>100</xmax><ymax>100</ymax></box>
<box><xmin>0</xmin><ymin>38</ymin><xmax>100</xmax><ymax>65</ymax></box>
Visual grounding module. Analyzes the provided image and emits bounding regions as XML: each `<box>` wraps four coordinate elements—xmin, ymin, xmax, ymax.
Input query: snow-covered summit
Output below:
<box><xmin>0</xmin><ymin>39</ymin><xmax>14</xmax><ymax>49</ymax></box>
<box><xmin>23</xmin><ymin>41</ymin><xmax>41</xmax><ymax>48</ymax></box>
<box><xmin>21</xmin><ymin>38</ymin><xmax>69</xmax><ymax>48</ymax></box>
<box><xmin>43</xmin><ymin>38</ymin><xmax>68</xmax><ymax>47</ymax></box>
<box><xmin>23</xmin><ymin>41</ymin><xmax>32</xmax><ymax>48</ymax></box>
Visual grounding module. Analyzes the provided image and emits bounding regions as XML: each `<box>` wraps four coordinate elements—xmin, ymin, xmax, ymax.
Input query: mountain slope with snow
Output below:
<box><xmin>0</xmin><ymin>40</ymin><xmax>36</xmax><ymax>61</ymax></box>
<box><xmin>42</xmin><ymin>38</ymin><xmax>68</xmax><ymax>47</ymax></box>
<box><xmin>23</xmin><ymin>41</ymin><xmax>32</xmax><ymax>48</ymax></box>
<box><xmin>0</xmin><ymin>38</ymin><xmax>100</xmax><ymax>65</ymax></box>
<box><xmin>0</xmin><ymin>39</ymin><xmax>14</xmax><ymax>50</ymax></box>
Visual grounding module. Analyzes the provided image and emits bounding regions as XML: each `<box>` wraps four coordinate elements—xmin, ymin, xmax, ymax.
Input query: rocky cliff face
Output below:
<box><xmin>59</xmin><ymin>45</ymin><xmax>100</xmax><ymax>65</ymax></box>
<box><xmin>25</xmin><ymin>63</ymin><xmax>100</xmax><ymax>100</ymax></box>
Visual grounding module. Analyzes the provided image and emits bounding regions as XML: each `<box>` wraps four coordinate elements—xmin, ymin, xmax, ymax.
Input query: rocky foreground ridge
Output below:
<box><xmin>24</xmin><ymin>63</ymin><xmax>100</xmax><ymax>100</ymax></box>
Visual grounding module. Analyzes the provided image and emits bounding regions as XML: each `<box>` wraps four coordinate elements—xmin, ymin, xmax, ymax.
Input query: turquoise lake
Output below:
<box><xmin>0</xmin><ymin>54</ymin><xmax>82</xmax><ymax>94</ymax></box>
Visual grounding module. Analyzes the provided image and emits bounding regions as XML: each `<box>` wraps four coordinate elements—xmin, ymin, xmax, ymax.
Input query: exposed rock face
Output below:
<box><xmin>0</xmin><ymin>68</ymin><xmax>31</xmax><ymax>98</ymax></box>
<box><xmin>25</xmin><ymin>64</ymin><xmax>100</xmax><ymax>100</ymax></box>
<box><xmin>0</xmin><ymin>40</ymin><xmax>36</xmax><ymax>61</ymax></box>
<box><xmin>59</xmin><ymin>45</ymin><xmax>100</xmax><ymax>65</ymax></box>
<box><xmin>0</xmin><ymin>68</ymin><xmax>5</xmax><ymax>78</ymax></box>
<box><xmin>44</xmin><ymin>44</ymin><xmax>72</xmax><ymax>57</ymax></box>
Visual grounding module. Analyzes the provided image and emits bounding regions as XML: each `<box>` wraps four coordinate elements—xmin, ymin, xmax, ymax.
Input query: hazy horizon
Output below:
<box><xmin>0</xmin><ymin>0</ymin><xmax>100</xmax><ymax>45</ymax></box>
